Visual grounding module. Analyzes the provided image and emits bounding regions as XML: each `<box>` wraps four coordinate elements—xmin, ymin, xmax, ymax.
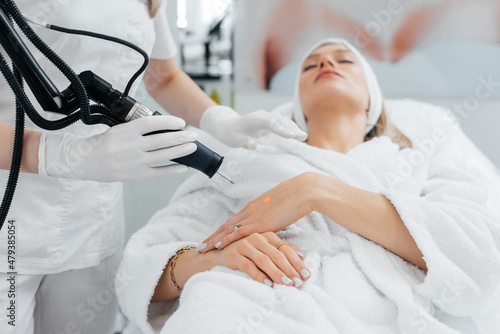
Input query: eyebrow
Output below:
<box><xmin>305</xmin><ymin>49</ymin><xmax>353</xmax><ymax>61</ymax></box>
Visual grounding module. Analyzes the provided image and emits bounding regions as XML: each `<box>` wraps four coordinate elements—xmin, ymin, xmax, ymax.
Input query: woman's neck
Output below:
<box><xmin>305</xmin><ymin>112</ymin><xmax>365</xmax><ymax>154</ymax></box>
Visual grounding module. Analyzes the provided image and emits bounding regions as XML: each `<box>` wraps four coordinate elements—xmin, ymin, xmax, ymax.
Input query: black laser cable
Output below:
<box><xmin>0</xmin><ymin>55</ymin><xmax>25</xmax><ymax>230</ymax></box>
<box><xmin>46</xmin><ymin>24</ymin><xmax>150</xmax><ymax>98</ymax></box>
<box><xmin>21</xmin><ymin>11</ymin><xmax>150</xmax><ymax>98</ymax></box>
<box><xmin>0</xmin><ymin>0</ymin><xmax>115</xmax><ymax>228</ymax></box>
<box><xmin>5</xmin><ymin>0</ymin><xmax>124</xmax><ymax>127</ymax></box>
<box><xmin>0</xmin><ymin>49</ymin><xmax>83</xmax><ymax>230</ymax></box>
<box><xmin>0</xmin><ymin>0</ymin><xmax>155</xmax><ymax>229</ymax></box>
<box><xmin>2</xmin><ymin>0</ymin><xmax>92</xmax><ymax>127</ymax></box>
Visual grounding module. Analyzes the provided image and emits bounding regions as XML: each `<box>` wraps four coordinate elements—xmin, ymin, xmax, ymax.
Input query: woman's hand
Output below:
<box><xmin>214</xmin><ymin>232</ymin><xmax>311</xmax><ymax>288</ymax></box>
<box><xmin>198</xmin><ymin>172</ymin><xmax>324</xmax><ymax>253</ymax></box>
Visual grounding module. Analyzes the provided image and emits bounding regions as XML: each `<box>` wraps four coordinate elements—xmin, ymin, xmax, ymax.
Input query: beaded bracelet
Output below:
<box><xmin>169</xmin><ymin>246</ymin><xmax>196</xmax><ymax>291</ymax></box>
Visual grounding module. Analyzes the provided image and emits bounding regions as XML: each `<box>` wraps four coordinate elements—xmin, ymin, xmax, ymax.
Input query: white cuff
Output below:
<box><xmin>37</xmin><ymin>132</ymin><xmax>49</xmax><ymax>178</ymax></box>
<box><xmin>199</xmin><ymin>105</ymin><xmax>238</xmax><ymax>132</ymax></box>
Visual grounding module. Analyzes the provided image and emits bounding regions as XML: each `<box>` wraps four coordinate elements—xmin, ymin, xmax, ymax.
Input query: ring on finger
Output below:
<box><xmin>233</xmin><ymin>222</ymin><xmax>242</xmax><ymax>231</ymax></box>
<box><xmin>274</xmin><ymin>240</ymin><xmax>288</xmax><ymax>250</ymax></box>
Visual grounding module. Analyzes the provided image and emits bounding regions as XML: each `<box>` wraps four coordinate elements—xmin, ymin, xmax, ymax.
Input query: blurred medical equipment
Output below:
<box><xmin>0</xmin><ymin>0</ymin><xmax>232</xmax><ymax>230</ymax></box>
<box><xmin>178</xmin><ymin>0</ymin><xmax>233</xmax><ymax>79</ymax></box>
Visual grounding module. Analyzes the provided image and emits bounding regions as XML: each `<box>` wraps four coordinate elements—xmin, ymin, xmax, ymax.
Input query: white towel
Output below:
<box><xmin>117</xmin><ymin>99</ymin><xmax>500</xmax><ymax>334</ymax></box>
<box><xmin>290</xmin><ymin>38</ymin><xmax>383</xmax><ymax>135</ymax></box>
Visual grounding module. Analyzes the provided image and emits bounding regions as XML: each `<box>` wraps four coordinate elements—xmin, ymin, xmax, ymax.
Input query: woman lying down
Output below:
<box><xmin>117</xmin><ymin>39</ymin><xmax>500</xmax><ymax>334</ymax></box>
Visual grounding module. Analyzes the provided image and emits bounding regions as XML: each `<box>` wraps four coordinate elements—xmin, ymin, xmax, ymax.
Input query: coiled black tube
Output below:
<box><xmin>0</xmin><ymin>59</ymin><xmax>24</xmax><ymax>230</ymax></box>
<box><xmin>4</xmin><ymin>0</ymin><xmax>123</xmax><ymax>126</ymax></box>
<box><xmin>0</xmin><ymin>52</ymin><xmax>81</xmax><ymax>128</ymax></box>
<box><xmin>3</xmin><ymin>0</ymin><xmax>93</xmax><ymax>128</ymax></box>
<box><xmin>0</xmin><ymin>0</ymin><xmax>87</xmax><ymax>229</ymax></box>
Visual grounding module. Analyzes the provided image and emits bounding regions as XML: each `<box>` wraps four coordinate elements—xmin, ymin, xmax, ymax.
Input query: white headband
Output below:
<box><xmin>292</xmin><ymin>38</ymin><xmax>383</xmax><ymax>135</ymax></box>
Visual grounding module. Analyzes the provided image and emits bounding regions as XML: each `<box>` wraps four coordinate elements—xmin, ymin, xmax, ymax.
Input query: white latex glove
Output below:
<box><xmin>199</xmin><ymin>106</ymin><xmax>307</xmax><ymax>149</ymax></box>
<box><xmin>38</xmin><ymin>115</ymin><xmax>199</xmax><ymax>182</ymax></box>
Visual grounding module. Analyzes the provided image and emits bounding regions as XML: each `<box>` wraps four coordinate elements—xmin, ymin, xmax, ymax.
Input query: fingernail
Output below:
<box><xmin>215</xmin><ymin>241</ymin><xmax>222</xmax><ymax>248</ymax></box>
<box><xmin>281</xmin><ymin>276</ymin><xmax>292</xmax><ymax>285</ymax></box>
<box><xmin>293</xmin><ymin>277</ymin><xmax>303</xmax><ymax>287</ymax></box>
<box><xmin>296</xmin><ymin>251</ymin><xmax>304</xmax><ymax>258</ymax></box>
<box><xmin>300</xmin><ymin>269</ymin><xmax>310</xmax><ymax>278</ymax></box>
<box><xmin>264</xmin><ymin>279</ymin><xmax>273</xmax><ymax>287</ymax></box>
<box><xmin>196</xmin><ymin>243</ymin><xmax>207</xmax><ymax>252</ymax></box>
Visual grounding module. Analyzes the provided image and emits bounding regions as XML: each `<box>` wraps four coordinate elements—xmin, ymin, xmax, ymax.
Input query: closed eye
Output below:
<box><xmin>303</xmin><ymin>64</ymin><xmax>317</xmax><ymax>72</ymax></box>
<box><xmin>338</xmin><ymin>59</ymin><xmax>354</xmax><ymax>64</ymax></box>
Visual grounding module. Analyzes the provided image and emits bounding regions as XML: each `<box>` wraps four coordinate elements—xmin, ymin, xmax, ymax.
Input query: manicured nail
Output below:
<box><xmin>281</xmin><ymin>276</ymin><xmax>292</xmax><ymax>285</ymax></box>
<box><xmin>196</xmin><ymin>243</ymin><xmax>207</xmax><ymax>252</ymax></box>
<box><xmin>264</xmin><ymin>279</ymin><xmax>273</xmax><ymax>287</ymax></box>
<box><xmin>215</xmin><ymin>241</ymin><xmax>222</xmax><ymax>248</ymax></box>
<box><xmin>300</xmin><ymin>269</ymin><xmax>310</xmax><ymax>278</ymax></box>
<box><xmin>293</xmin><ymin>278</ymin><xmax>303</xmax><ymax>287</ymax></box>
<box><xmin>296</xmin><ymin>251</ymin><xmax>304</xmax><ymax>258</ymax></box>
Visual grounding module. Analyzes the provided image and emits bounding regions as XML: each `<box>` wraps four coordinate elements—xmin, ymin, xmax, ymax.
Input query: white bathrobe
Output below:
<box><xmin>117</xmin><ymin>99</ymin><xmax>500</xmax><ymax>334</ymax></box>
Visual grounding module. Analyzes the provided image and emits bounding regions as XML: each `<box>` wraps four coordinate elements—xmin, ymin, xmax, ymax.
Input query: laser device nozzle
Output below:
<box><xmin>217</xmin><ymin>172</ymin><xmax>234</xmax><ymax>184</ymax></box>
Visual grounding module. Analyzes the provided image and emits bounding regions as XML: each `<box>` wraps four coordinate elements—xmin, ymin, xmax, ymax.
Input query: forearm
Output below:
<box><xmin>151</xmin><ymin>248</ymin><xmax>217</xmax><ymax>302</ymax></box>
<box><xmin>0</xmin><ymin>121</ymin><xmax>40</xmax><ymax>174</ymax></box>
<box><xmin>310</xmin><ymin>173</ymin><xmax>427</xmax><ymax>270</ymax></box>
<box><xmin>144</xmin><ymin>60</ymin><xmax>216</xmax><ymax>128</ymax></box>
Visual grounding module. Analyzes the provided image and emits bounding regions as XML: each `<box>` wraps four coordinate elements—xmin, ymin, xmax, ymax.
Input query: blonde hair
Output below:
<box><xmin>364</xmin><ymin>102</ymin><xmax>413</xmax><ymax>150</ymax></box>
<box><xmin>146</xmin><ymin>0</ymin><xmax>162</xmax><ymax>18</ymax></box>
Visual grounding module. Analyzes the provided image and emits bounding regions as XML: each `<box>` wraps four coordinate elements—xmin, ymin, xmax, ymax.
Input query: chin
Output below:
<box><xmin>303</xmin><ymin>90</ymin><xmax>367</xmax><ymax>117</ymax></box>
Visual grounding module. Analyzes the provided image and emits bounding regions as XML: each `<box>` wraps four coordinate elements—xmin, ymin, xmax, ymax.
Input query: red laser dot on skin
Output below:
<box><xmin>264</xmin><ymin>197</ymin><xmax>271</xmax><ymax>203</ymax></box>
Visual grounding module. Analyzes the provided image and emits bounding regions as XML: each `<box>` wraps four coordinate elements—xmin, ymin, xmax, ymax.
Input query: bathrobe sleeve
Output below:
<box><xmin>381</xmin><ymin>107</ymin><xmax>500</xmax><ymax>316</ymax></box>
<box><xmin>116</xmin><ymin>180</ymin><xmax>237</xmax><ymax>334</ymax></box>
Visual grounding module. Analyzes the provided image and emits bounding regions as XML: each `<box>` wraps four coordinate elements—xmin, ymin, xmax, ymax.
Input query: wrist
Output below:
<box><xmin>42</xmin><ymin>132</ymin><xmax>86</xmax><ymax>180</ymax></box>
<box><xmin>200</xmin><ymin>105</ymin><xmax>237</xmax><ymax>131</ymax></box>
<box><xmin>156</xmin><ymin>248</ymin><xmax>217</xmax><ymax>301</ymax></box>
<box><xmin>302</xmin><ymin>172</ymin><xmax>342</xmax><ymax>214</ymax></box>
<box><xmin>201</xmin><ymin>249</ymin><xmax>220</xmax><ymax>269</ymax></box>
<box><xmin>180</xmin><ymin>248</ymin><xmax>218</xmax><ymax>272</ymax></box>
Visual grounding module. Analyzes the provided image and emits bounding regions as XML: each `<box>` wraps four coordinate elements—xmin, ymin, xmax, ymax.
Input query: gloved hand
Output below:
<box><xmin>199</xmin><ymin>106</ymin><xmax>307</xmax><ymax>149</ymax></box>
<box><xmin>38</xmin><ymin>115</ymin><xmax>199</xmax><ymax>182</ymax></box>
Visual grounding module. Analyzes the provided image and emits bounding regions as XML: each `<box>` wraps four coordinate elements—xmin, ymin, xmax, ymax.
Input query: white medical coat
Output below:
<box><xmin>0</xmin><ymin>0</ymin><xmax>176</xmax><ymax>274</ymax></box>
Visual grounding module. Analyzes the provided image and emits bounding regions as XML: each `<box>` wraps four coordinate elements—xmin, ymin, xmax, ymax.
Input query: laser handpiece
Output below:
<box><xmin>60</xmin><ymin>71</ymin><xmax>234</xmax><ymax>183</ymax></box>
<box><xmin>147</xmin><ymin>113</ymin><xmax>235</xmax><ymax>184</ymax></box>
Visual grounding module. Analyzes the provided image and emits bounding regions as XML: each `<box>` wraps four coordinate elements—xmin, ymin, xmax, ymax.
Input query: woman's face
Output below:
<box><xmin>298</xmin><ymin>44</ymin><xmax>370</xmax><ymax>122</ymax></box>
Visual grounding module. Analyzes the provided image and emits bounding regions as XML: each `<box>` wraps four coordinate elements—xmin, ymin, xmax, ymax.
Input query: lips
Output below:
<box><xmin>315</xmin><ymin>70</ymin><xmax>342</xmax><ymax>83</ymax></box>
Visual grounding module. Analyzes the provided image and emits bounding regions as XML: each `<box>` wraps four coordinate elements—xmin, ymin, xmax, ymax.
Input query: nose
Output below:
<box><xmin>319</xmin><ymin>55</ymin><xmax>336</xmax><ymax>69</ymax></box>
